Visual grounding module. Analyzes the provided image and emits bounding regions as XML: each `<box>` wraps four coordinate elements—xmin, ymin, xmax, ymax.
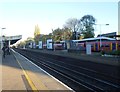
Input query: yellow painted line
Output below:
<box><xmin>110</xmin><ymin>43</ymin><xmax>112</xmax><ymax>51</ymax></box>
<box><xmin>13</xmin><ymin>54</ymin><xmax>39</xmax><ymax>92</ymax></box>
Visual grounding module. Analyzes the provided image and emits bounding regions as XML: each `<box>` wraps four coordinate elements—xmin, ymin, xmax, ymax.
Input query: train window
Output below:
<box><xmin>88</xmin><ymin>40</ymin><xmax>95</xmax><ymax>42</ymax></box>
<box><xmin>101</xmin><ymin>45</ymin><xmax>104</xmax><ymax>47</ymax></box>
<box><xmin>90</xmin><ymin>44</ymin><xmax>94</xmax><ymax>47</ymax></box>
<box><xmin>105</xmin><ymin>44</ymin><xmax>109</xmax><ymax>47</ymax></box>
<box><xmin>102</xmin><ymin>39</ymin><xmax>108</xmax><ymax>41</ymax></box>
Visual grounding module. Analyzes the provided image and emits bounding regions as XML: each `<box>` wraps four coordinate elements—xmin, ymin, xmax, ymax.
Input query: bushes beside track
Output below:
<box><xmin>101</xmin><ymin>50</ymin><xmax>120</xmax><ymax>56</ymax></box>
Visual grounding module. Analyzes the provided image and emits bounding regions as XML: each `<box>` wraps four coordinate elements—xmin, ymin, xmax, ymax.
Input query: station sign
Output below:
<box><xmin>47</xmin><ymin>39</ymin><xmax>53</xmax><ymax>50</ymax></box>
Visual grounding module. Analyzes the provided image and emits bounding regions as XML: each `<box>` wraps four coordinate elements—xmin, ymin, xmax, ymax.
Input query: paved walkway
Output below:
<box><xmin>2</xmin><ymin>51</ymin><xmax>26</xmax><ymax>90</ymax></box>
<box><xmin>0</xmin><ymin>50</ymin><xmax>2</xmax><ymax>92</ymax></box>
<box><xmin>1</xmin><ymin>49</ymin><xmax>73</xmax><ymax>91</ymax></box>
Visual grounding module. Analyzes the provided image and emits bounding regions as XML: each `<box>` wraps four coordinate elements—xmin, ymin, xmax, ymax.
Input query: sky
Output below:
<box><xmin>0</xmin><ymin>0</ymin><xmax>119</xmax><ymax>41</ymax></box>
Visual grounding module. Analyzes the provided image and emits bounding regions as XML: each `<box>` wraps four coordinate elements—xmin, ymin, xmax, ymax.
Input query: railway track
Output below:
<box><xmin>14</xmin><ymin>49</ymin><xmax>120</xmax><ymax>91</ymax></box>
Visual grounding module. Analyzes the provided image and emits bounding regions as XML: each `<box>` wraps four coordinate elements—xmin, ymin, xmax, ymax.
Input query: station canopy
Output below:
<box><xmin>1</xmin><ymin>35</ymin><xmax>22</xmax><ymax>45</ymax></box>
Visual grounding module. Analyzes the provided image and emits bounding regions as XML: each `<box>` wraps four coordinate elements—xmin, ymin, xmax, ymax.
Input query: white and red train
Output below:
<box><xmin>72</xmin><ymin>37</ymin><xmax>120</xmax><ymax>52</ymax></box>
<box><xmin>43</xmin><ymin>41</ymin><xmax>65</xmax><ymax>50</ymax></box>
<box><xmin>28</xmin><ymin>37</ymin><xmax>120</xmax><ymax>52</ymax></box>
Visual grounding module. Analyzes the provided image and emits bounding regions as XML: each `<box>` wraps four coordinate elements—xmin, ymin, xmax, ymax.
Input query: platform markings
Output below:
<box><xmin>12</xmin><ymin>49</ymin><xmax>74</xmax><ymax>91</ymax></box>
<box><xmin>12</xmin><ymin>51</ymin><xmax>39</xmax><ymax>92</ymax></box>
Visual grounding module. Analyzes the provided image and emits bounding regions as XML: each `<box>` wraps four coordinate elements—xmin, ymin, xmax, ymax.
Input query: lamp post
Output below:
<box><xmin>1</xmin><ymin>28</ymin><xmax>6</xmax><ymax>49</ymax></box>
<box><xmin>95</xmin><ymin>24</ymin><xmax>109</xmax><ymax>50</ymax></box>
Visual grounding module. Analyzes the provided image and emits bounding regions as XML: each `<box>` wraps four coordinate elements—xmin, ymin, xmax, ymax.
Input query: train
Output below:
<box><xmin>43</xmin><ymin>41</ymin><xmax>66</xmax><ymax>50</ymax></box>
<box><xmin>27</xmin><ymin>37</ymin><xmax>120</xmax><ymax>52</ymax></box>
<box><xmin>72</xmin><ymin>37</ymin><xmax>120</xmax><ymax>52</ymax></box>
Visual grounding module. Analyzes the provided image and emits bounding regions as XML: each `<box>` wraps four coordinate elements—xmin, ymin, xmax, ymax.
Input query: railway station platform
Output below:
<box><xmin>1</xmin><ymin>49</ymin><xmax>73</xmax><ymax>91</ymax></box>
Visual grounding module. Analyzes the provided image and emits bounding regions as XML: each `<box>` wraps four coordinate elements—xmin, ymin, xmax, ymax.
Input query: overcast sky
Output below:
<box><xmin>0</xmin><ymin>0</ymin><xmax>119</xmax><ymax>40</ymax></box>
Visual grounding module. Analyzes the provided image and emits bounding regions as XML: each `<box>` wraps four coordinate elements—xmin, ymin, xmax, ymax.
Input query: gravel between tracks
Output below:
<box><xmin>27</xmin><ymin>49</ymin><xmax>120</xmax><ymax>66</ymax></box>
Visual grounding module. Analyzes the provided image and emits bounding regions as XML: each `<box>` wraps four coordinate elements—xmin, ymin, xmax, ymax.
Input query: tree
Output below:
<box><xmin>51</xmin><ymin>27</ymin><xmax>72</xmax><ymax>42</ymax></box>
<box><xmin>61</xmin><ymin>27</ymin><xmax>72</xmax><ymax>40</ymax></box>
<box><xmin>16</xmin><ymin>41</ymin><xmax>26</xmax><ymax>48</ymax></box>
<box><xmin>39</xmin><ymin>34</ymin><xmax>52</xmax><ymax>44</ymax></box>
<box><xmin>52</xmin><ymin>28</ymin><xmax>63</xmax><ymax>41</ymax></box>
<box><xmin>25</xmin><ymin>37</ymin><xmax>34</xmax><ymax>48</ymax></box>
<box><xmin>34</xmin><ymin>24</ymin><xmax>40</xmax><ymax>44</ymax></box>
<box><xmin>80</xmin><ymin>15</ymin><xmax>96</xmax><ymax>38</ymax></box>
<box><xmin>26</xmin><ymin>37</ymin><xmax>34</xmax><ymax>42</ymax></box>
<box><xmin>64</xmin><ymin>18</ymin><xmax>81</xmax><ymax>40</ymax></box>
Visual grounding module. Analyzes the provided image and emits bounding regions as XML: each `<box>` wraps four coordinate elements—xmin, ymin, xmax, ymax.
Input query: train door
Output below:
<box><xmin>112</xmin><ymin>43</ymin><xmax>116</xmax><ymax>51</ymax></box>
<box><xmin>95</xmin><ymin>43</ymin><xmax>98</xmax><ymax>51</ymax></box>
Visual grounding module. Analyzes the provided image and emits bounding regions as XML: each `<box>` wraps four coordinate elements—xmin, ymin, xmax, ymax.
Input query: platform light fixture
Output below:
<box><xmin>1</xmin><ymin>27</ymin><xmax>6</xmax><ymax>49</ymax></box>
<box><xmin>95</xmin><ymin>24</ymin><xmax>109</xmax><ymax>50</ymax></box>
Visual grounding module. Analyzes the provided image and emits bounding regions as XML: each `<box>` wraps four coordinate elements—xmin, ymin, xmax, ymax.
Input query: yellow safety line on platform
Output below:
<box><xmin>13</xmin><ymin>54</ymin><xmax>39</xmax><ymax>92</ymax></box>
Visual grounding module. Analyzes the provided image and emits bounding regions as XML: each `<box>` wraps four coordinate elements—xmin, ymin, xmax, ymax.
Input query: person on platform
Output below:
<box><xmin>6</xmin><ymin>46</ymin><xmax>10</xmax><ymax>55</ymax></box>
<box><xmin>2</xmin><ymin>46</ymin><xmax>6</xmax><ymax>58</ymax></box>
